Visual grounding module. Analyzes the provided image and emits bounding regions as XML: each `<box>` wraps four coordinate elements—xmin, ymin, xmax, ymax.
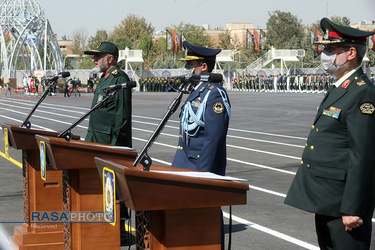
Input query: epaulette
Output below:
<box><xmin>111</xmin><ymin>69</ymin><xmax>120</xmax><ymax>77</ymax></box>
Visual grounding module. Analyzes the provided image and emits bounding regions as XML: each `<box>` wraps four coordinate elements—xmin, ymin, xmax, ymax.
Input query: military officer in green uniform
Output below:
<box><xmin>84</xmin><ymin>42</ymin><xmax>132</xmax><ymax>147</ymax></box>
<box><xmin>285</xmin><ymin>18</ymin><xmax>375</xmax><ymax>249</ymax></box>
<box><xmin>84</xmin><ymin>41</ymin><xmax>132</xmax><ymax>245</ymax></box>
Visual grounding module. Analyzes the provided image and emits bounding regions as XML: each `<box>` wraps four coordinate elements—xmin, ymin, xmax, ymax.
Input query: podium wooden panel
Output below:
<box><xmin>1</xmin><ymin>123</ymin><xmax>79</xmax><ymax>250</ymax></box>
<box><xmin>34</xmin><ymin>135</ymin><xmax>138</xmax><ymax>250</ymax></box>
<box><xmin>95</xmin><ymin>158</ymin><xmax>249</xmax><ymax>249</ymax></box>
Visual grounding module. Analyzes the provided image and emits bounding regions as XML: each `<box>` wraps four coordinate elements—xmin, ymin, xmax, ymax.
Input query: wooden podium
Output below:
<box><xmin>34</xmin><ymin>135</ymin><xmax>138</xmax><ymax>250</ymax></box>
<box><xmin>1</xmin><ymin>123</ymin><xmax>80</xmax><ymax>250</ymax></box>
<box><xmin>95</xmin><ymin>157</ymin><xmax>249</xmax><ymax>250</ymax></box>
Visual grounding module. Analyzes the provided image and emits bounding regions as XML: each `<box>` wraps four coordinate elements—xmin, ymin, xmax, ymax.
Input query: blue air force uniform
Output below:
<box><xmin>171</xmin><ymin>41</ymin><xmax>231</xmax><ymax>177</ymax></box>
<box><xmin>172</xmin><ymin>80</ymin><xmax>230</xmax><ymax>176</ymax></box>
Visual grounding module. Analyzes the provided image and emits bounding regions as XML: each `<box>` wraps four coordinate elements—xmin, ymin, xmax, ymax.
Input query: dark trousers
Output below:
<box><xmin>315</xmin><ymin>214</ymin><xmax>372</xmax><ymax>250</ymax></box>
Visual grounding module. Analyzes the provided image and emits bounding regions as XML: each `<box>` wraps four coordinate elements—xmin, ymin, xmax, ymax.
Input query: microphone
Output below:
<box><xmin>102</xmin><ymin>81</ymin><xmax>137</xmax><ymax>90</ymax></box>
<box><xmin>46</xmin><ymin>72</ymin><xmax>71</xmax><ymax>81</ymax></box>
<box><xmin>173</xmin><ymin>73</ymin><xmax>223</xmax><ymax>84</ymax></box>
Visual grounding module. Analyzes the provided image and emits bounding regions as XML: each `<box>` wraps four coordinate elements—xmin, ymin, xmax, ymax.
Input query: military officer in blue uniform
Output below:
<box><xmin>285</xmin><ymin>18</ymin><xmax>375</xmax><ymax>249</ymax></box>
<box><xmin>172</xmin><ymin>41</ymin><xmax>231</xmax><ymax>176</ymax></box>
<box><xmin>172</xmin><ymin>40</ymin><xmax>230</xmax><ymax>250</ymax></box>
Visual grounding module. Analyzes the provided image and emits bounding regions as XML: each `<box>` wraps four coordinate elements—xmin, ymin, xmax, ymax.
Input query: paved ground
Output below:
<box><xmin>0</xmin><ymin>91</ymin><xmax>374</xmax><ymax>249</ymax></box>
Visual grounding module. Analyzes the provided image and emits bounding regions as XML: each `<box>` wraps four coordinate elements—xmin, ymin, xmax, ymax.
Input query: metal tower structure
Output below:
<box><xmin>0</xmin><ymin>0</ymin><xmax>64</xmax><ymax>78</ymax></box>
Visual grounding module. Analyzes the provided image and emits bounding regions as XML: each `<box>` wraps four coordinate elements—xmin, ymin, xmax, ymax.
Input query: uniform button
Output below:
<box><xmin>311</xmin><ymin>125</ymin><xmax>315</xmax><ymax>129</ymax></box>
<box><xmin>310</xmin><ymin>146</ymin><xmax>314</xmax><ymax>150</ymax></box>
<box><xmin>305</xmin><ymin>143</ymin><xmax>308</xmax><ymax>147</ymax></box>
<box><xmin>179</xmin><ymin>135</ymin><xmax>183</xmax><ymax>138</ymax></box>
<box><xmin>197</xmin><ymin>155</ymin><xmax>200</xmax><ymax>158</ymax></box>
<box><xmin>300</xmin><ymin>160</ymin><xmax>304</xmax><ymax>165</ymax></box>
<box><xmin>316</xmin><ymin>129</ymin><xmax>319</xmax><ymax>133</ymax></box>
<box><xmin>307</xmin><ymin>164</ymin><xmax>311</xmax><ymax>169</ymax></box>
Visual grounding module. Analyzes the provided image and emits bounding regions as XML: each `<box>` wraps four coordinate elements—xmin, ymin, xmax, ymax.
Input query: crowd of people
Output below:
<box><xmin>138</xmin><ymin>77</ymin><xmax>183</xmax><ymax>92</ymax></box>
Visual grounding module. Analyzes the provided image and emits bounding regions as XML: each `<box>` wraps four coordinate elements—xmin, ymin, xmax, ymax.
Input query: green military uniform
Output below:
<box><xmin>85</xmin><ymin>65</ymin><xmax>132</xmax><ymax>147</ymax></box>
<box><xmin>285</xmin><ymin>18</ymin><xmax>375</xmax><ymax>249</ymax></box>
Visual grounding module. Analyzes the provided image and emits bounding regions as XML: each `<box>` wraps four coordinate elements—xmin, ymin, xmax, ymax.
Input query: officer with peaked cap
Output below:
<box><xmin>285</xmin><ymin>18</ymin><xmax>375</xmax><ymax>249</ymax></box>
<box><xmin>84</xmin><ymin>42</ymin><xmax>132</xmax><ymax>245</ymax></box>
<box><xmin>172</xmin><ymin>41</ymin><xmax>231</xmax><ymax>249</ymax></box>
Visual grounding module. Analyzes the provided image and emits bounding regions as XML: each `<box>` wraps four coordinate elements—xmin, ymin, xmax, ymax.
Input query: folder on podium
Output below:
<box><xmin>95</xmin><ymin>157</ymin><xmax>249</xmax><ymax>250</ymax></box>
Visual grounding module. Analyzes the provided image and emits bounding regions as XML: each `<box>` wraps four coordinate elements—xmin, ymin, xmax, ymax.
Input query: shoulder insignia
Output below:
<box><xmin>341</xmin><ymin>80</ymin><xmax>350</xmax><ymax>89</ymax></box>
<box><xmin>213</xmin><ymin>102</ymin><xmax>224</xmax><ymax>114</ymax></box>
<box><xmin>357</xmin><ymin>80</ymin><xmax>366</xmax><ymax>86</ymax></box>
<box><xmin>209</xmin><ymin>85</ymin><xmax>215</xmax><ymax>90</ymax></box>
<box><xmin>111</xmin><ymin>70</ymin><xmax>119</xmax><ymax>76</ymax></box>
<box><xmin>360</xmin><ymin>103</ymin><xmax>375</xmax><ymax>115</ymax></box>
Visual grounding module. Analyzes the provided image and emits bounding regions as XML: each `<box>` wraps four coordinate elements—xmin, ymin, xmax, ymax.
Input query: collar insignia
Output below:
<box><xmin>341</xmin><ymin>80</ymin><xmax>350</xmax><ymax>89</ymax></box>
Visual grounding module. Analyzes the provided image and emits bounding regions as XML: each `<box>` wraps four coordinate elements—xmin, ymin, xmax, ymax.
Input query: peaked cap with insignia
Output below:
<box><xmin>84</xmin><ymin>41</ymin><xmax>119</xmax><ymax>57</ymax></box>
<box><xmin>315</xmin><ymin>17</ymin><xmax>375</xmax><ymax>45</ymax></box>
<box><xmin>179</xmin><ymin>41</ymin><xmax>221</xmax><ymax>61</ymax></box>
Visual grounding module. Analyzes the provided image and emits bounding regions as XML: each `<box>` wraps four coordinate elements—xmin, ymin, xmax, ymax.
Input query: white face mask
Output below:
<box><xmin>320</xmin><ymin>50</ymin><xmax>348</xmax><ymax>75</ymax></box>
<box><xmin>182</xmin><ymin>63</ymin><xmax>195</xmax><ymax>77</ymax></box>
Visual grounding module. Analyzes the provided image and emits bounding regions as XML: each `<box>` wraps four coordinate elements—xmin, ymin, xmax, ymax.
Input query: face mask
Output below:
<box><xmin>182</xmin><ymin>63</ymin><xmax>195</xmax><ymax>77</ymax></box>
<box><xmin>320</xmin><ymin>50</ymin><xmax>348</xmax><ymax>75</ymax></box>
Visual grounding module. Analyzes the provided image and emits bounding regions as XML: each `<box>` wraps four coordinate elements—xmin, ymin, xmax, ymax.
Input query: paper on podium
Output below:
<box><xmin>150</xmin><ymin>170</ymin><xmax>248</xmax><ymax>182</ymax></box>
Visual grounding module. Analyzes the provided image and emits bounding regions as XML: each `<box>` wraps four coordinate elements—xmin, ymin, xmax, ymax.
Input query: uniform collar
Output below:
<box><xmin>333</xmin><ymin>66</ymin><xmax>360</xmax><ymax>87</ymax></box>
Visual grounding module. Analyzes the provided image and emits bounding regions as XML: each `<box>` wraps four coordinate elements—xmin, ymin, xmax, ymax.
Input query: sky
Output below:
<box><xmin>37</xmin><ymin>0</ymin><xmax>375</xmax><ymax>40</ymax></box>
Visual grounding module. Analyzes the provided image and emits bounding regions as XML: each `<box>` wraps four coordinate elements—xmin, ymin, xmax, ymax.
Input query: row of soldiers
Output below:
<box><xmin>139</xmin><ymin>77</ymin><xmax>183</xmax><ymax>92</ymax></box>
<box><xmin>232</xmin><ymin>74</ymin><xmax>340</xmax><ymax>92</ymax></box>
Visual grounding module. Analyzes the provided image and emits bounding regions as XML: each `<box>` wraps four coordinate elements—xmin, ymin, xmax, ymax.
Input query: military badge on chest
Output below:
<box><xmin>323</xmin><ymin>106</ymin><xmax>341</xmax><ymax>119</ymax></box>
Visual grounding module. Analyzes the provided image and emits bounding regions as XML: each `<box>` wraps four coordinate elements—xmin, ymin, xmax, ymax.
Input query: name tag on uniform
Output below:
<box><xmin>323</xmin><ymin>106</ymin><xmax>341</xmax><ymax>119</ymax></box>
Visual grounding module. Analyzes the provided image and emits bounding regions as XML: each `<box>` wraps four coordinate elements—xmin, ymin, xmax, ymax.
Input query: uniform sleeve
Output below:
<box><xmin>340</xmin><ymin>87</ymin><xmax>375</xmax><ymax>216</ymax></box>
<box><xmin>196</xmin><ymin>87</ymin><xmax>230</xmax><ymax>175</ymax></box>
<box><xmin>112</xmin><ymin>74</ymin><xmax>132</xmax><ymax>147</ymax></box>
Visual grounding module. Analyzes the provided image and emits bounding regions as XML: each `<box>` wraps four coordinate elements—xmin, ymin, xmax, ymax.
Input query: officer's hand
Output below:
<box><xmin>342</xmin><ymin>214</ymin><xmax>363</xmax><ymax>231</ymax></box>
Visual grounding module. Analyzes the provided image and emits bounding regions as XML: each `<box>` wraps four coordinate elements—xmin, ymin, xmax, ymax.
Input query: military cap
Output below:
<box><xmin>84</xmin><ymin>41</ymin><xmax>119</xmax><ymax>57</ymax></box>
<box><xmin>315</xmin><ymin>17</ymin><xmax>375</xmax><ymax>45</ymax></box>
<box><xmin>179</xmin><ymin>41</ymin><xmax>221</xmax><ymax>61</ymax></box>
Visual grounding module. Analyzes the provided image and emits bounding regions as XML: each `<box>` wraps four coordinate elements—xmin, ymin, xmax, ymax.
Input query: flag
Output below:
<box><xmin>253</xmin><ymin>29</ymin><xmax>259</xmax><ymax>51</ymax></box>
<box><xmin>260</xmin><ymin>29</ymin><xmax>266</xmax><ymax>50</ymax></box>
<box><xmin>166</xmin><ymin>30</ymin><xmax>173</xmax><ymax>51</ymax></box>
<box><xmin>246</xmin><ymin>29</ymin><xmax>253</xmax><ymax>50</ymax></box>
<box><xmin>372</xmin><ymin>32</ymin><xmax>375</xmax><ymax>50</ymax></box>
<box><xmin>181</xmin><ymin>32</ymin><xmax>187</xmax><ymax>51</ymax></box>
<box><xmin>173</xmin><ymin>30</ymin><xmax>180</xmax><ymax>52</ymax></box>
<box><xmin>316</xmin><ymin>29</ymin><xmax>323</xmax><ymax>51</ymax></box>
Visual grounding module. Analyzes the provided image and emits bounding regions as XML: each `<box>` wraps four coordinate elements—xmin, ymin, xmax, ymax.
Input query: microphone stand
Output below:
<box><xmin>58</xmin><ymin>88</ymin><xmax>120</xmax><ymax>141</ymax></box>
<box><xmin>21</xmin><ymin>79</ymin><xmax>58</xmax><ymax>129</ymax></box>
<box><xmin>133</xmin><ymin>83</ymin><xmax>193</xmax><ymax>171</ymax></box>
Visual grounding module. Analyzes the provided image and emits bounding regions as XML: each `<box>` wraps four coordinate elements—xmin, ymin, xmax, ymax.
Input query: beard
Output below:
<box><xmin>97</xmin><ymin>55</ymin><xmax>109</xmax><ymax>73</ymax></box>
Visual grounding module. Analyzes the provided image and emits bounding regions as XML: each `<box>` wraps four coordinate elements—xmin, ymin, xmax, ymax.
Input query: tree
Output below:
<box><xmin>266</xmin><ymin>11</ymin><xmax>305</xmax><ymax>49</ymax></box>
<box><xmin>112</xmin><ymin>37</ymin><xmax>132</xmax><ymax>50</ymax></box>
<box><xmin>87</xmin><ymin>29</ymin><xmax>108</xmax><ymax>50</ymax></box>
<box><xmin>138</xmin><ymin>33</ymin><xmax>153</xmax><ymax>57</ymax></box>
<box><xmin>72</xmin><ymin>29</ymin><xmax>88</xmax><ymax>57</ymax></box>
<box><xmin>109</xmin><ymin>14</ymin><xmax>154</xmax><ymax>48</ymax></box>
<box><xmin>77</xmin><ymin>56</ymin><xmax>95</xmax><ymax>69</ymax></box>
<box><xmin>218</xmin><ymin>30</ymin><xmax>240</xmax><ymax>50</ymax></box>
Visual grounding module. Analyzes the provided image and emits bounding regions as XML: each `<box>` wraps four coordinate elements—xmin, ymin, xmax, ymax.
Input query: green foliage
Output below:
<box><xmin>109</xmin><ymin>14</ymin><xmax>154</xmax><ymax>49</ymax></box>
<box><xmin>266</xmin><ymin>11</ymin><xmax>305</xmax><ymax>49</ymax></box>
<box><xmin>153</xmin><ymin>55</ymin><xmax>181</xmax><ymax>69</ymax></box>
<box><xmin>138</xmin><ymin>33</ymin><xmax>153</xmax><ymax>57</ymax></box>
<box><xmin>72</xmin><ymin>29</ymin><xmax>88</xmax><ymax>57</ymax></box>
<box><xmin>112</xmin><ymin>37</ymin><xmax>132</xmax><ymax>50</ymax></box>
<box><xmin>87</xmin><ymin>30</ymin><xmax>108</xmax><ymax>50</ymax></box>
<box><xmin>77</xmin><ymin>56</ymin><xmax>95</xmax><ymax>69</ymax></box>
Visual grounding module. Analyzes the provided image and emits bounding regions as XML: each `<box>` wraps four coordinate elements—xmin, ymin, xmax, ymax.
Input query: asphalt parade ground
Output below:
<box><xmin>0</xmin><ymin>90</ymin><xmax>374</xmax><ymax>249</ymax></box>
